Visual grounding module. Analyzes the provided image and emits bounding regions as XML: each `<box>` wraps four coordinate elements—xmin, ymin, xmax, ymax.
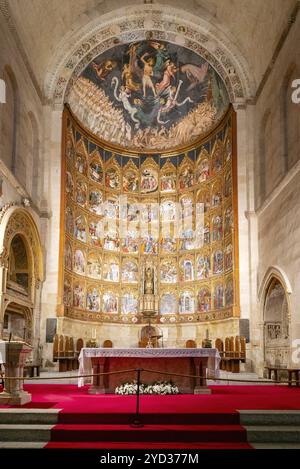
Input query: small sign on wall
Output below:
<box><xmin>46</xmin><ymin>318</ymin><xmax>57</xmax><ymax>343</ymax></box>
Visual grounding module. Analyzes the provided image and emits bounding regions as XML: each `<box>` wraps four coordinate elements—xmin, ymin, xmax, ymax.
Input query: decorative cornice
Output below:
<box><xmin>0</xmin><ymin>0</ymin><xmax>44</xmax><ymax>102</ymax></box>
<box><xmin>44</xmin><ymin>4</ymin><xmax>255</xmax><ymax>106</ymax></box>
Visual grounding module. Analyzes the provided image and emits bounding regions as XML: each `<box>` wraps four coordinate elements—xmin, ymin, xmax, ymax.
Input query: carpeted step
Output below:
<box><xmin>50</xmin><ymin>423</ymin><xmax>247</xmax><ymax>443</ymax></box>
<box><xmin>45</xmin><ymin>441</ymin><xmax>253</xmax><ymax>449</ymax></box>
<box><xmin>58</xmin><ymin>411</ymin><xmax>239</xmax><ymax>425</ymax></box>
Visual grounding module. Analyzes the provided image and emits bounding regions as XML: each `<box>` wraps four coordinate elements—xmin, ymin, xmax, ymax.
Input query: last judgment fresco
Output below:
<box><xmin>67</xmin><ymin>40</ymin><xmax>229</xmax><ymax>152</ymax></box>
<box><xmin>60</xmin><ymin>106</ymin><xmax>238</xmax><ymax>324</ymax></box>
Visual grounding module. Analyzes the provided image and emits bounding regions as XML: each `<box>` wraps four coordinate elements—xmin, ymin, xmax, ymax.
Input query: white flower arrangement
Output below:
<box><xmin>115</xmin><ymin>380</ymin><xmax>179</xmax><ymax>395</ymax></box>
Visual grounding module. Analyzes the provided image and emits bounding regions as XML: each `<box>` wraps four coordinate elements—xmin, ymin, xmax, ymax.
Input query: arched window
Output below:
<box><xmin>0</xmin><ymin>66</ymin><xmax>19</xmax><ymax>171</ymax></box>
<box><xmin>282</xmin><ymin>65</ymin><xmax>300</xmax><ymax>170</ymax></box>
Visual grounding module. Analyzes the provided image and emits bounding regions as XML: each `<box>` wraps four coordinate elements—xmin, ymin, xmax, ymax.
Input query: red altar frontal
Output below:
<box><xmin>78</xmin><ymin>348</ymin><xmax>220</xmax><ymax>395</ymax></box>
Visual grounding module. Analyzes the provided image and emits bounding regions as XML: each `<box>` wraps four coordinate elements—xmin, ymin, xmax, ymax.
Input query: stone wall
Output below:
<box><xmin>252</xmin><ymin>13</ymin><xmax>300</xmax><ymax>374</ymax></box>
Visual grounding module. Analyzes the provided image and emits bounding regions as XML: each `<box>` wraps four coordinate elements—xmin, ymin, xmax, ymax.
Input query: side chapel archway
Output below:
<box><xmin>0</xmin><ymin>206</ymin><xmax>43</xmax><ymax>354</ymax></box>
<box><xmin>260</xmin><ymin>267</ymin><xmax>291</xmax><ymax>368</ymax></box>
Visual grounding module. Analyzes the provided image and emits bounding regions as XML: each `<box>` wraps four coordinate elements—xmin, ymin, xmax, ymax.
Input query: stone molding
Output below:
<box><xmin>44</xmin><ymin>4</ymin><xmax>255</xmax><ymax>106</ymax></box>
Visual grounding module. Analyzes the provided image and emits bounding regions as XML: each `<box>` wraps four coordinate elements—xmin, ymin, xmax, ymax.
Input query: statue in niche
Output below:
<box><xmin>144</xmin><ymin>266</ymin><xmax>154</xmax><ymax>294</ymax></box>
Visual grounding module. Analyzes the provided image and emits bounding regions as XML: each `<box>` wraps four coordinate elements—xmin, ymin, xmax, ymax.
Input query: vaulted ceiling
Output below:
<box><xmin>4</xmin><ymin>0</ymin><xmax>297</xmax><ymax>95</ymax></box>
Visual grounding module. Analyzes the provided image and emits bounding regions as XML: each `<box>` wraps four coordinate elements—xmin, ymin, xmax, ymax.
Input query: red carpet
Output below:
<box><xmin>2</xmin><ymin>384</ymin><xmax>300</xmax><ymax>449</ymax></box>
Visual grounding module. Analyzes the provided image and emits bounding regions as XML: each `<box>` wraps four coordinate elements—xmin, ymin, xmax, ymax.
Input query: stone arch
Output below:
<box><xmin>259</xmin><ymin>266</ymin><xmax>291</xmax><ymax>368</ymax></box>
<box><xmin>0</xmin><ymin>206</ymin><xmax>44</xmax><ymax>344</ymax></box>
<box><xmin>44</xmin><ymin>4</ymin><xmax>254</xmax><ymax>106</ymax></box>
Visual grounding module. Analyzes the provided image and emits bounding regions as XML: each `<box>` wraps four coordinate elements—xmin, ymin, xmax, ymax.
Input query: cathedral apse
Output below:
<box><xmin>59</xmin><ymin>102</ymin><xmax>239</xmax><ymax>326</ymax></box>
<box><xmin>66</xmin><ymin>40</ymin><xmax>229</xmax><ymax>152</ymax></box>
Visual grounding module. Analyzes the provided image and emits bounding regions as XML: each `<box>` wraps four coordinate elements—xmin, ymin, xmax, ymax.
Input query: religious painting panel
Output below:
<box><xmin>102</xmin><ymin>257</ymin><xmax>119</xmax><ymax>282</ymax></box>
<box><xmin>65</xmin><ymin>206</ymin><xmax>74</xmax><ymax>235</ymax></box>
<box><xmin>212</xmin><ymin>249</ymin><xmax>223</xmax><ymax>274</ymax></box>
<box><xmin>122</xmin><ymin>259</ymin><xmax>139</xmax><ymax>283</ymax></box>
<box><xmin>213</xmin><ymin>282</ymin><xmax>224</xmax><ymax>309</ymax></box>
<box><xmin>160</xmin><ymin>259</ymin><xmax>177</xmax><ymax>283</ymax></box>
<box><xmin>160</xmin><ymin>292</ymin><xmax>177</xmax><ymax>314</ymax></box>
<box><xmin>105</xmin><ymin>164</ymin><xmax>120</xmax><ymax>190</ymax></box>
<box><xmin>212</xmin><ymin>214</ymin><xmax>223</xmax><ymax>242</ymax></box>
<box><xmin>88</xmin><ymin>187</ymin><xmax>103</xmax><ymax>215</ymax></box>
<box><xmin>211</xmin><ymin>179</ymin><xmax>222</xmax><ymax>208</ymax></box>
<box><xmin>75</xmin><ymin>178</ymin><xmax>88</xmax><ymax>207</ymax></box>
<box><xmin>180</xmin><ymin>257</ymin><xmax>194</xmax><ymax>282</ymax></box>
<box><xmin>73</xmin><ymin>247</ymin><xmax>86</xmax><ymax>275</ymax></box>
<box><xmin>122</xmin><ymin>230</ymin><xmax>140</xmax><ymax>254</ymax></box>
<box><xmin>160</xmin><ymin>161</ymin><xmax>176</xmax><ymax>193</ymax></box>
<box><xmin>211</xmin><ymin>140</ymin><xmax>223</xmax><ymax>174</ymax></box>
<box><xmin>89</xmin><ymin>153</ymin><xmax>103</xmax><ymax>184</ymax></box>
<box><xmin>195</xmin><ymin>149</ymin><xmax>210</xmax><ymax>183</ymax></box>
<box><xmin>103</xmin><ymin>195</ymin><xmax>119</xmax><ymax>219</ymax></box>
<box><xmin>179</xmin><ymin>290</ymin><xmax>194</xmax><ymax>314</ymax></box>
<box><xmin>197</xmin><ymin>190</ymin><xmax>210</xmax><ymax>213</ymax></box>
<box><xmin>74</xmin><ymin>212</ymin><xmax>87</xmax><ymax>243</ymax></box>
<box><xmin>87</xmin><ymin>252</ymin><xmax>101</xmax><ymax>279</ymax></box>
<box><xmin>75</xmin><ymin>142</ymin><xmax>88</xmax><ymax>175</ymax></box>
<box><xmin>196</xmin><ymin>253</ymin><xmax>210</xmax><ymax>280</ymax></box>
<box><xmin>197</xmin><ymin>287</ymin><xmax>211</xmax><ymax>312</ymax></box>
<box><xmin>121</xmin><ymin>291</ymin><xmax>138</xmax><ymax>314</ymax></box>
<box><xmin>86</xmin><ymin>285</ymin><xmax>101</xmax><ymax>312</ymax></box>
<box><xmin>224</xmin><ymin>244</ymin><xmax>233</xmax><ymax>271</ymax></box>
<box><xmin>123</xmin><ymin>161</ymin><xmax>139</xmax><ymax>193</ymax></box>
<box><xmin>160</xmin><ymin>199</ymin><xmax>177</xmax><ymax>222</ymax></box>
<box><xmin>225</xmin><ymin>276</ymin><xmax>234</xmax><ymax>307</ymax></box>
<box><xmin>66</xmin><ymin>171</ymin><xmax>74</xmax><ymax>198</ymax></box>
<box><xmin>178</xmin><ymin>160</ymin><xmax>194</xmax><ymax>190</ymax></box>
<box><xmin>224</xmin><ymin>206</ymin><xmax>233</xmax><ymax>236</ymax></box>
<box><xmin>141</xmin><ymin>160</ymin><xmax>159</xmax><ymax>193</ymax></box>
<box><xmin>73</xmin><ymin>281</ymin><xmax>86</xmax><ymax>309</ymax></box>
<box><xmin>103</xmin><ymin>291</ymin><xmax>118</xmax><ymax>314</ymax></box>
<box><xmin>103</xmin><ymin>229</ymin><xmax>120</xmax><ymax>251</ymax></box>
<box><xmin>63</xmin><ymin>275</ymin><xmax>72</xmax><ymax>307</ymax></box>
<box><xmin>88</xmin><ymin>218</ymin><xmax>103</xmax><ymax>247</ymax></box>
<box><xmin>64</xmin><ymin>240</ymin><xmax>73</xmax><ymax>271</ymax></box>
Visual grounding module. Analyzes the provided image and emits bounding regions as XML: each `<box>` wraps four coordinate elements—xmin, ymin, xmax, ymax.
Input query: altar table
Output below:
<box><xmin>78</xmin><ymin>348</ymin><xmax>220</xmax><ymax>394</ymax></box>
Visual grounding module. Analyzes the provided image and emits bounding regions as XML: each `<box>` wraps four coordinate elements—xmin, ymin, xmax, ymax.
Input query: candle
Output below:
<box><xmin>206</xmin><ymin>329</ymin><xmax>209</xmax><ymax>340</ymax></box>
<box><xmin>92</xmin><ymin>328</ymin><xmax>96</xmax><ymax>340</ymax></box>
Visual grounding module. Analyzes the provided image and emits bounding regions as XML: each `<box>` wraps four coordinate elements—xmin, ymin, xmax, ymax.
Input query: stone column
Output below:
<box><xmin>0</xmin><ymin>341</ymin><xmax>32</xmax><ymax>405</ymax></box>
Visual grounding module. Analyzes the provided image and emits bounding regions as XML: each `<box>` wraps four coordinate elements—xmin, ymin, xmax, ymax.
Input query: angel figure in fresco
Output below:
<box><xmin>155</xmin><ymin>60</ymin><xmax>177</xmax><ymax>94</ymax></box>
<box><xmin>157</xmin><ymin>81</ymin><xmax>193</xmax><ymax>124</ymax></box>
<box><xmin>122</xmin><ymin>63</ymin><xmax>140</xmax><ymax>92</ymax></box>
<box><xmin>92</xmin><ymin>60</ymin><xmax>117</xmax><ymax>81</ymax></box>
<box><xmin>111</xmin><ymin>77</ymin><xmax>140</xmax><ymax>127</ymax></box>
<box><xmin>181</xmin><ymin>62</ymin><xmax>208</xmax><ymax>91</ymax></box>
<box><xmin>140</xmin><ymin>53</ymin><xmax>157</xmax><ymax>97</ymax></box>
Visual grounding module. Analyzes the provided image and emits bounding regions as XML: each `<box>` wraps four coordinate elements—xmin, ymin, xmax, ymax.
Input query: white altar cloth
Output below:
<box><xmin>78</xmin><ymin>347</ymin><xmax>220</xmax><ymax>387</ymax></box>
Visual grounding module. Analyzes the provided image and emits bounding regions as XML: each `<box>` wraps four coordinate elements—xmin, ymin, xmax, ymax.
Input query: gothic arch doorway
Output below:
<box><xmin>263</xmin><ymin>277</ymin><xmax>290</xmax><ymax>368</ymax></box>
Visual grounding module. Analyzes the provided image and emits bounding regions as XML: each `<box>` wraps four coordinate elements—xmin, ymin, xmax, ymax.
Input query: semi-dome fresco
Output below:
<box><xmin>67</xmin><ymin>40</ymin><xmax>229</xmax><ymax>152</ymax></box>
